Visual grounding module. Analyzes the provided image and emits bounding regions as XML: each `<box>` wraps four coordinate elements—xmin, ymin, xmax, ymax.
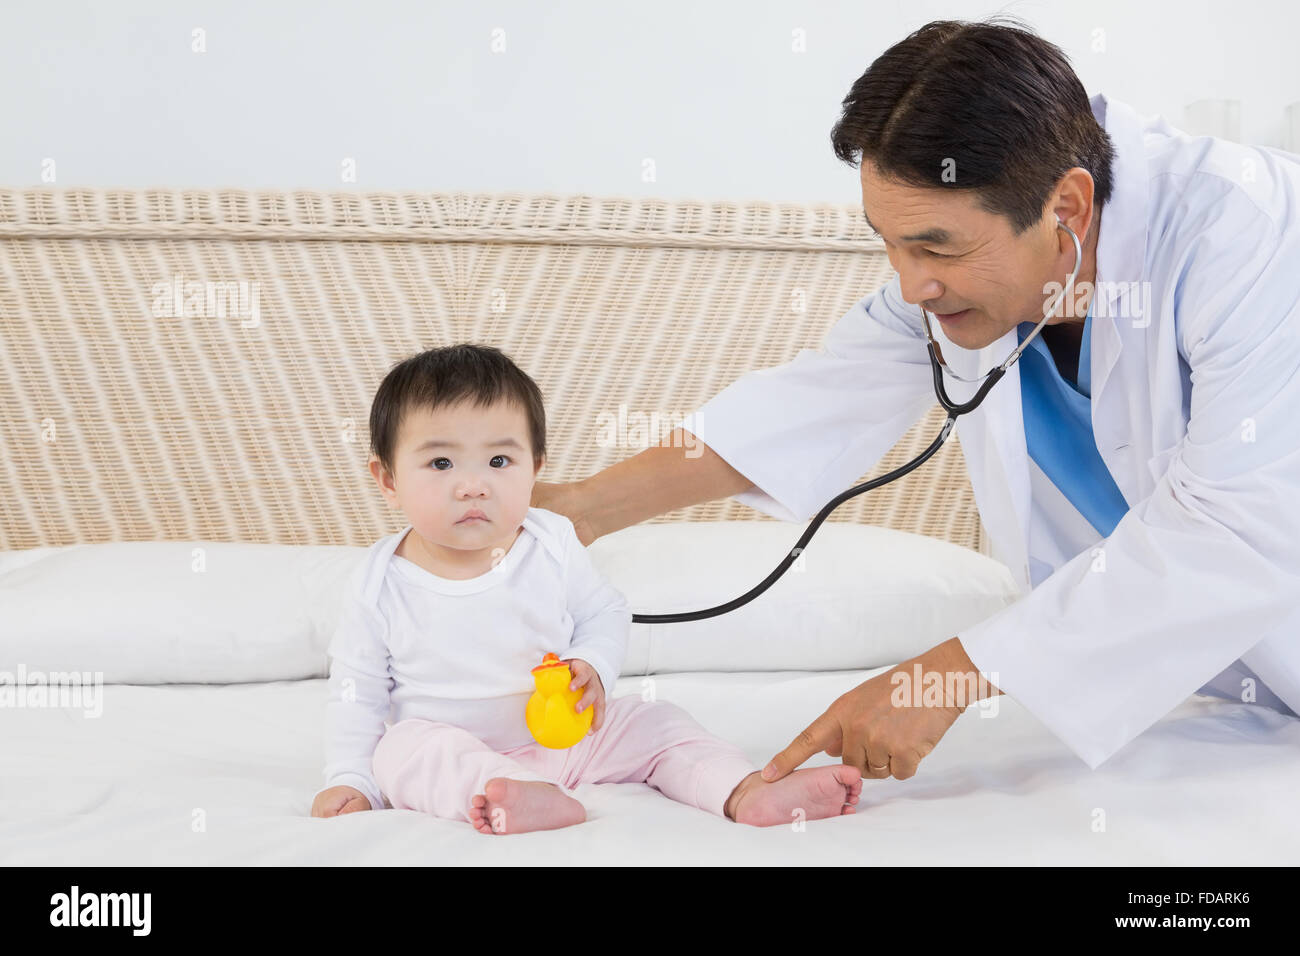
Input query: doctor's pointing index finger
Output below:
<box><xmin>761</xmin><ymin>641</ymin><xmax>980</xmax><ymax>783</ymax></box>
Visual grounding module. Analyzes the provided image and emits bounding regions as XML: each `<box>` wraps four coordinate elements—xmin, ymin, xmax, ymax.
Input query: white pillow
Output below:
<box><xmin>590</xmin><ymin>521</ymin><xmax>1021</xmax><ymax>674</ymax></box>
<box><xmin>0</xmin><ymin>541</ymin><xmax>363</xmax><ymax>683</ymax></box>
<box><xmin>0</xmin><ymin>522</ymin><xmax>1019</xmax><ymax>683</ymax></box>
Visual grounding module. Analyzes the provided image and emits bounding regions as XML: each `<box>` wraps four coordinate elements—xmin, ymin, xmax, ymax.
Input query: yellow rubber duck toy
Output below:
<box><xmin>525</xmin><ymin>653</ymin><xmax>593</xmax><ymax>749</ymax></box>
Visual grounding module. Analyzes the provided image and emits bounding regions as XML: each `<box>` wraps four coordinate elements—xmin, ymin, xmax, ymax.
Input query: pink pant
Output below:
<box><xmin>372</xmin><ymin>696</ymin><xmax>758</xmax><ymax>823</ymax></box>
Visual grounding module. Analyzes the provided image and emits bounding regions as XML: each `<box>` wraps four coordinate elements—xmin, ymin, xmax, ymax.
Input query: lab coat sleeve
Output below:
<box><xmin>679</xmin><ymin>273</ymin><xmax>937</xmax><ymax>523</ymax></box>
<box><xmin>561</xmin><ymin>523</ymin><xmax>632</xmax><ymax>698</ymax></box>
<box><xmin>316</xmin><ymin>578</ymin><xmax>395</xmax><ymax>812</ymax></box>
<box><xmin>957</xmin><ymin>197</ymin><xmax>1300</xmax><ymax>769</ymax></box>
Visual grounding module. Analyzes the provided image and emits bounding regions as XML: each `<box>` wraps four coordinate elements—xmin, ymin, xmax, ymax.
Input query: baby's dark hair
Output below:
<box><xmin>368</xmin><ymin>343</ymin><xmax>546</xmax><ymax>477</ymax></box>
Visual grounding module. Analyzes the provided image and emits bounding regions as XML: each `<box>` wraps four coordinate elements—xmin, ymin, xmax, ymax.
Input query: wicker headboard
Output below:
<box><xmin>0</xmin><ymin>188</ymin><xmax>983</xmax><ymax>553</ymax></box>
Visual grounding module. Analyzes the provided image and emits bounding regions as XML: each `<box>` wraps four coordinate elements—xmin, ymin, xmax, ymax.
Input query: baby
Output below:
<box><xmin>310</xmin><ymin>343</ymin><xmax>861</xmax><ymax>832</ymax></box>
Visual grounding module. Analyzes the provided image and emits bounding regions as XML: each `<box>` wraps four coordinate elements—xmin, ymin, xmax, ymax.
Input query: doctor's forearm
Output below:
<box><xmin>576</xmin><ymin>427</ymin><xmax>755</xmax><ymax>541</ymax></box>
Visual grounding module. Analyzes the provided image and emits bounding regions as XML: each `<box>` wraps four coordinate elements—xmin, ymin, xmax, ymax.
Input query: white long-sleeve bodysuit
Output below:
<box><xmin>315</xmin><ymin>507</ymin><xmax>631</xmax><ymax>811</ymax></box>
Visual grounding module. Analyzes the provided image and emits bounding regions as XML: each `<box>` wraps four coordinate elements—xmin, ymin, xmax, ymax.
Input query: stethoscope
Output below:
<box><xmin>631</xmin><ymin>220</ymin><xmax>1083</xmax><ymax>624</ymax></box>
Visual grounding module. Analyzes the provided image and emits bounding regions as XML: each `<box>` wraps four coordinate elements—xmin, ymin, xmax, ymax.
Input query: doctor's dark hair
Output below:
<box><xmin>368</xmin><ymin>343</ymin><xmax>547</xmax><ymax>477</ymax></box>
<box><xmin>830</xmin><ymin>16</ymin><xmax>1115</xmax><ymax>236</ymax></box>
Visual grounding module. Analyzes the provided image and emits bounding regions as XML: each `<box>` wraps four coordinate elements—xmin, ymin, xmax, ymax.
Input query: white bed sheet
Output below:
<box><xmin>2</xmin><ymin>668</ymin><xmax>1297</xmax><ymax>865</ymax></box>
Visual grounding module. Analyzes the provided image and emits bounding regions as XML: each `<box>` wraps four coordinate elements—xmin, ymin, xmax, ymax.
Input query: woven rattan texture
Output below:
<box><xmin>0</xmin><ymin>188</ymin><xmax>982</xmax><ymax>551</ymax></box>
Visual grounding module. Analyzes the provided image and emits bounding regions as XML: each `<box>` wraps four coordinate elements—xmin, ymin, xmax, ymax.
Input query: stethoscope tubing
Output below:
<box><xmin>630</xmin><ymin>221</ymin><xmax>1084</xmax><ymax>625</ymax></box>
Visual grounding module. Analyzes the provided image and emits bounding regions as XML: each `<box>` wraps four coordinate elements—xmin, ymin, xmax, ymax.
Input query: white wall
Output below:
<box><xmin>3</xmin><ymin>0</ymin><xmax>1298</xmax><ymax>202</ymax></box>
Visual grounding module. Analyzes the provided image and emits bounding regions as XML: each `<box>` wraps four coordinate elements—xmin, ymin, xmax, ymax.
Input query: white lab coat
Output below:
<box><xmin>682</xmin><ymin>93</ymin><xmax>1300</xmax><ymax>769</ymax></box>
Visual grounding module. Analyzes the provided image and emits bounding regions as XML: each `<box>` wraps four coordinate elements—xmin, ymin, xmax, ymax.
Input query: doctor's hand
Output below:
<box><xmin>761</xmin><ymin>639</ymin><xmax>980</xmax><ymax>782</ymax></box>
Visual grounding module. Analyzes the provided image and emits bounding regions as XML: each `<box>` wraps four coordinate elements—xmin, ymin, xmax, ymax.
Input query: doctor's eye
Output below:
<box><xmin>924</xmin><ymin>249</ymin><xmax>951</xmax><ymax>259</ymax></box>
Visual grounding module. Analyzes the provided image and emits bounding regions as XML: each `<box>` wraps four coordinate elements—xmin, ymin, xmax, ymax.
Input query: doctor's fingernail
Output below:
<box><xmin>761</xmin><ymin>763</ymin><xmax>775</xmax><ymax>780</ymax></box>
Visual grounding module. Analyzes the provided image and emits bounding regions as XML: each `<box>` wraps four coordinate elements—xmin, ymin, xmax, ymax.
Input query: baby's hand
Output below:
<box><xmin>563</xmin><ymin>658</ymin><xmax>606</xmax><ymax>734</ymax></box>
<box><xmin>311</xmin><ymin>785</ymin><xmax>372</xmax><ymax>817</ymax></box>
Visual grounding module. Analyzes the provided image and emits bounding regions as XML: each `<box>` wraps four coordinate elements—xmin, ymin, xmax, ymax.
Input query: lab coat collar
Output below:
<box><xmin>1090</xmin><ymin>93</ymin><xmax>1150</xmax><ymax>303</ymax></box>
<box><xmin>1087</xmin><ymin>93</ymin><xmax>1150</xmax><ymax>404</ymax></box>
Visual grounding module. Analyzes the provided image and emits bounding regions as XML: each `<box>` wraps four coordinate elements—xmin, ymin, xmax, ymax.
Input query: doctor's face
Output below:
<box><xmin>860</xmin><ymin>162</ymin><xmax>1089</xmax><ymax>352</ymax></box>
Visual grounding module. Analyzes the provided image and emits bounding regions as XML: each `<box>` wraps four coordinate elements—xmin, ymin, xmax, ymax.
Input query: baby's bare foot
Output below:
<box><xmin>467</xmin><ymin>778</ymin><xmax>586</xmax><ymax>834</ymax></box>
<box><xmin>726</xmin><ymin>766</ymin><xmax>862</xmax><ymax>827</ymax></box>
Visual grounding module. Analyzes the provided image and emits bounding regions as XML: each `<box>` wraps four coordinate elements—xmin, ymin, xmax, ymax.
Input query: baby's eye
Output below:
<box><xmin>430</xmin><ymin>456</ymin><xmax>510</xmax><ymax>470</ymax></box>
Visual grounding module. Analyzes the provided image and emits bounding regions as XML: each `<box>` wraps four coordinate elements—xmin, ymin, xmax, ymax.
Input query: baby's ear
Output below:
<box><xmin>368</xmin><ymin>456</ymin><xmax>397</xmax><ymax>499</ymax></box>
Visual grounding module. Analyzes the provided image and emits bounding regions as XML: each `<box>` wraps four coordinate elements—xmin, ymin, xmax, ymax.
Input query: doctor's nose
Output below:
<box><xmin>895</xmin><ymin>267</ymin><xmax>943</xmax><ymax>307</ymax></box>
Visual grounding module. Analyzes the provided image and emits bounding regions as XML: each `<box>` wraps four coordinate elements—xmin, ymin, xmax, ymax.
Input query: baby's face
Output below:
<box><xmin>374</xmin><ymin>398</ymin><xmax>540</xmax><ymax>564</ymax></box>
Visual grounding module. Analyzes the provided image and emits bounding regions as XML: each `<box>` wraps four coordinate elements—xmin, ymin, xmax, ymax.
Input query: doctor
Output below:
<box><xmin>534</xmin><ymin>18</ymin><xmax>1300</xmax><ymax>780</ymax></box>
